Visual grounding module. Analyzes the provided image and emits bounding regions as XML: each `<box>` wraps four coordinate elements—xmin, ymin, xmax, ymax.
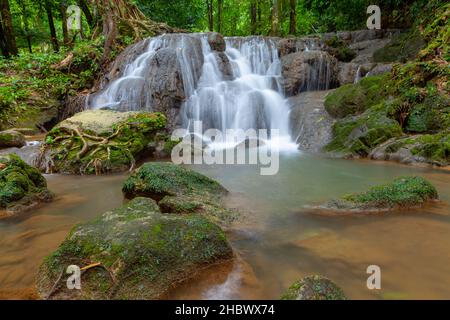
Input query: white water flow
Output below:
<box><xmin>90</xmin><ymin>34</ymin><xmax>297</xmax><ymax>151</ymax></box>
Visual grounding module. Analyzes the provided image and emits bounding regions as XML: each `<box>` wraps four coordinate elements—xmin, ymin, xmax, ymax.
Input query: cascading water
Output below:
<box><xmin>89</xmin><ymin>34</ymin><xmax>297</xmax><ymax>151</ymax></box>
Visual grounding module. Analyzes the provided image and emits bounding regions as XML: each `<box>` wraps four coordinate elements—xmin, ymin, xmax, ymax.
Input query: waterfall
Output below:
<box><xmin>354</xmin><ymin>66</ymin><xmax>362</xmax><ymax>84</ymax></box>
<box><xmin>89</xmin><ymin>33</ymin><xmax>296</xmax><ymax>151</ymax></box>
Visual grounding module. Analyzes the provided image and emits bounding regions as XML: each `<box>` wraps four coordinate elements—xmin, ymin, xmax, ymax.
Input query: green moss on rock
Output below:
<box><xmin>326</xmin><ymin>176</ymin><xmax>438</xmax><ymax>212</ymax></box>
<box><xmin>123</xmin><ymin>162</ymin><xmax>236</xmax><ymax>223</ymax></box>
<box><xmin>324</xmin><ymin>36</ymin><xmax>356</xmax><ymax>62</ymax></box>
<box><xmin>36</xmin><ymin>197</ymin><xmax>232</xmax><ymax>300</ymax></box>
<box><xmin>325</xmin><ymin>75</ymin><xmax>388</xmax><ymax>119</ymax></box>
<box><xmin>280</xmin><ymin>275</ymin><xmax>346</xmax><ymax>300</ymax></box>
<box><xmin>373</xmin><ymin>32</ymin><xmax>425</xmax><ymax>63</ymax></box>
<box><xmin>325</xmin><ymin>103</ymin><xmax>403</xmax><ymax>156</ymax></box>
<box><xmin>0</xmin><ymin>154</ymin><xmax>53</xmax><ymax>215</ymax></box>
<box><xmin>0</xmin><ymin>130</ymin><xmax>26</xmax><ymax>149</ymax></box>
<box><xmin>37</xmin><ymin>110</ymin><xmax>167</xmax><ymax>174</ymax></box>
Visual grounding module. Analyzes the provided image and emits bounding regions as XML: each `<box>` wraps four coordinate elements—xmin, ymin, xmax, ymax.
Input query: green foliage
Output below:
<box><xmin>136</xmin><ymin>0</ymin><xmax>432</xmax><ymax>36</ymax></box>
<box><xmin>343</xmin><ymin>176</ymin><xmax>438</xmax><ymax>208</ymax></box>
<box><xmin>135</xmin><ymin>0</ymin><xmax>205</xmax><ymax>30</ymax></box>
<box><xmin>0</xmin><ymin>38</ymin><xmax>104</xmax><ymax>130</ymax></box>
<box><xmin>409</xmin><ymin>132</ymin><xmax>450</xmax><ymax>164</ymax></box>
<box><xmin>373</xmin><ymin>32</ymin><xmax>425</xmax><ymax>63</ymax></box>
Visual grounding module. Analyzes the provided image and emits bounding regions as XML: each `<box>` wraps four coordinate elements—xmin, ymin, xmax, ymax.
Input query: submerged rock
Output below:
<box><xmin>36</xmin><ymin>197</ymin><xmax>232</xmax><ymax>300</ymax></box>
<box><xmin>0</xmin><ymin>130</ymin><xmax>26</xmax><ymax>149</ymax></box>
<box><xmin>36</xmin><ymin>110</ymin><xmax>167</xmax><ymax>175</ymax></box>
<box><xmin>323</xmin><ymin>176</ymin><xmax>438</xmax><ymax>212</ymax></box>
<box><xmin>280</xmin><ymin>275</ymin><xmax>346</xmax><ymax>300</ymax></box>
<box><xmin>0</xmin><ymin>154</ymin><xmax>53</xmax><ymax>217</ymax></box>
<box><xmin>122</xmin><ymin>162</ymin><xmax>236</xmax><ymax>223</ymax></box>
<box><xmin>281</xmin><ymin>50</ymin><xmax>338</xmax><ymax>96</ymax></box>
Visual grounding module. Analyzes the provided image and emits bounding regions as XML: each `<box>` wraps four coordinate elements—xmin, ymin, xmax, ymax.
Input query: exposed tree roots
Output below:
<box><xmin>39</xmin><ymin>124</ymin><xmax>136</xmax><ymax>175</ymax></box>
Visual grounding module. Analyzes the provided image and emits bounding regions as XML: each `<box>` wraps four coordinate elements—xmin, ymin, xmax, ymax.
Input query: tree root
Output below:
<box><xmin>45</xmin><ymin>124</ymin><xmax>136</xmax><ymax>175</ymax></box>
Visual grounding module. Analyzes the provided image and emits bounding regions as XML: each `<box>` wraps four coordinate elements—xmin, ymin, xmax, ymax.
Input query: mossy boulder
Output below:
<box><xmin>325</xmin><ymin>103</ymin><xmax>403</xmax><ymax>157</ymax></box>
<box><xmin>0</xmin><ymin>130</ymin><xmax>26</xmax><ymax>149</ymax></box>
<box><xmin>280</xmin><ymin>275</ymin><xmax>346</xmax><ymax>300</ymax></box>
<box><xmin>37</xmin><ymin>110</ymin><xmax>167</xmax><ymax>175</ymax></box>
<box><xmin>373</xmin><ymin>32</ymin><xmax>425</xmax><ymax>63</ymax></box>
<box><xmin>324</xmin><ymin>75</ymin><xmax>388</xmax><ymax>119</ymax></box>
<box><xmin>370</xmin><ymin>132</ymin><xmax>450</xmax><ymax>166</ymax></box>
<box><xmin>324</xmin><ymin>36</ymin><xmax>356</xmax><ymax>63</ymax></box>
<box><xmin>325</xmin><ymin>176</ymin><xmax>438</xmax><ymax>212</ymax></box>
<box><xmin>0</xmin><ymin>154</ymin><xmax>53</xmax><ymax>216</ymax></box>
<box><xmin>36</xmin><ymin>197</ymin><xmax>232</xmax><ymax>300</ymax></box>
<box><xmin>122</xmin><ymin>162</ymin><xmax>236</xmax><ymax>223</ymax></box>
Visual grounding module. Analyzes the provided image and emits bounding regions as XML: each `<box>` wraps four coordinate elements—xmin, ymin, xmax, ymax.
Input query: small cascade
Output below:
<box><xmin>90</xmin><ymin>33</ymin><xmax>296</xmax><ymax>151</ymax></box>
<box><xmin>354</xmin><ymin>65</ymin><xmax>362</xmax><ymax>84</ymax></box>
<box><xmin>182</xmin><ymin>36</ymin><xmax>290</xmax><ymax>137</ymax></box>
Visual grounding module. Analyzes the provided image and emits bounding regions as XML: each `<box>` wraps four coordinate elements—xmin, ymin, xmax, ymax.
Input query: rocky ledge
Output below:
<box><xmin>0</xmin><ymin>154</ymin><xmax>53</xmax><ymax>217</ymax></box>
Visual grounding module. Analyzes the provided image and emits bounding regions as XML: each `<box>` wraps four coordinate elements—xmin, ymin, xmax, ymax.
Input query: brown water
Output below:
<box><xmin>0</xmin><ymin>154</ymin><xmax>449</xmax><ymax>299</ymax></box>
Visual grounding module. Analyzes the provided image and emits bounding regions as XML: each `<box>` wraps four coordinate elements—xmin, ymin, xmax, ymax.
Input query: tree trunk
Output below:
<box><xmin>207</xmin><ymin>0</ymin><xmax>214</xmax><ymax>31</ymax></box>
<box><xmin>100</xmin><ymin>0</ymin><xmax>116</xmax><ymax>63</ymax></box>
<box><xmin>17</xmin><ymin>0</ymin><xmax>32</xmax><ymax>53</ymax></box>
<box><xmin>60</xmin><ymin>1</ymin><xmax>69</xmax><ymax>46</ymax></box>
<box><xmin>0</xmin><ymin>18</ymin><xmax>9</xmax><ymax>57</ymax></box>
<box><xmin>289</xmin><ymin>0</ymin><xmax>296</xmax><ymax>34</ymax></box>
<box><xmin>45</xmin><ymin>0</ymin><xmax>59</xmax><ymax>52</ymax></box>
<box><xmin>0</xmin><ymin>0</ymin><xmax>18</xmax><ymax>56</ymax></box>
<box><xmin>217</xmin><ymin>0</ymin><xmax>223</xmax><ymax>33</ymax></box>
<box><xmin>78</xmin><ymin>0</ymin><xmax>93</xmax><ymax>27</ymax></box>
<box><xmin>257</xmin><ymin>0</ymin><xmax>262</xmax><ymax>34</ymax></box>
<box><xmin>250</xmin><ymin>0</ymin><xmax>257</xmax><ymax>35</ymax></box>
<box><xmin>270</xmin><ymin>0</ymin><xmax>280</xmax><ymax>36</ymax></box>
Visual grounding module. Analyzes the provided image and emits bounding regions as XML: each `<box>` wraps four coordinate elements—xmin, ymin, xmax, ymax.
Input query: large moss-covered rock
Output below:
<box><xmin>324</xmin><ymin>103</ymin><xmax>403</xmax><ymax>157</ymax></box>
<box><xmin>37</xmin><ymin>110</ymin><xmax>167</xmax><ymax>175</ymax></box>
<box><xmin>280</xmin><ymin>275</ymin><xmax>346</xmax><ymax>300</ymax></box>
<box><xmin>36</xmin><ymin>197</ymin><xmax>232</xmax><ymax>300</ymax></box>
<box><xmin>0</xmin><ymin>130</ymin><xmax>26</xmax><ymax>149</ymax></box>
<box><xmin>0</xmin><ymin>154</ymin><xmax>53</xmax><ymax>216</ymax></box>
<box><xmin>324</xmin><ymin>75</ymin><xmax>388</xmax><ymax>119</ymax></box>
<box><xmin>122</xmin><ymin>162</ymin><xmax>236</xmax><ymax>223</ymax></box>
<box><xmin>324</xmin><ymin>176</ymin><xmax>438</xmax><ymax>212</ymax></box>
